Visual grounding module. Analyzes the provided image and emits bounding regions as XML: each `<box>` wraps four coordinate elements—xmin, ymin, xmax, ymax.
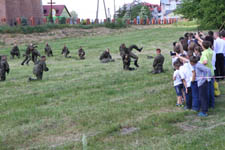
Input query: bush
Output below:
<box><xmin>105</xmin><ymin>19</ymin><xmax>128</xmax><ymax>29</ymax></box>
<box><xmin>21</xmin><ymin>17</ymin><xmax>28</xmax><ymax>26</ymax></box>
<box><xmin>0</xmin><ymin>21</ymin><xmax>128</xmax><ymax>34</ymax></box>
<box><xmin>59</xmin><ymin>17</ymin><xmax>66</xmax><ymax>24</ymax></box>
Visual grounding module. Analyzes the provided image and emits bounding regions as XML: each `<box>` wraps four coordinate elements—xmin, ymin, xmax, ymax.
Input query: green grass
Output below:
<box><xmin>0</xmin><ymin>26</ymin><xmax>225</xmax><ymax>150</ymax></box>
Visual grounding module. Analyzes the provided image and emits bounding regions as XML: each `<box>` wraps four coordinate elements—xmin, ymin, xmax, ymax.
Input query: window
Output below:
<box><xmin>44</xmin><ymin>9</ymin><xmax>47</xmax><ymax>14</ymax></box>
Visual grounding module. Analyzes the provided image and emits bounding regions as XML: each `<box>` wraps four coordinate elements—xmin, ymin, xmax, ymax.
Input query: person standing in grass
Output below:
<box><xmin>213</xmin><ymin>32</ymin><xmax>225</xmax><ymax>81</ymax></box>
<box><xmin>173</xmin><ymin>61</ymin><xmax>184</xmax><ymax>107</ymax></box>
<box><xmin>176</xmin><ymin>53</ymin><xmax>199</xmax><ymax>112</ymax></box>
<box><xmin>197</xmin><ymin>40</ymin><xmax>215</xmax><ymax>109</ymax></box>
<box><xmin>179</xmin><ymin>54</ymin><xmax>193</xmax><ymax>110</ymax></box>
<box><xmin>190</xmin><ymin>56</ymin><xmax>212</xmax><ymax>117</ymax></box>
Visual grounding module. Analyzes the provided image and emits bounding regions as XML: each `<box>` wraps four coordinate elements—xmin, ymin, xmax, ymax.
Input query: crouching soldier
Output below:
<box><xmin>152</xmin><ymin>48</ymin><xmax>165</xmax><ymax>74</ymax></box>
<box><xmin>10</xmin><ymin>42</ymin><xmax>20</xmax><ymax>59</ymax></box>
<box><xmin>61</xmin><ymin>44</ymin><xmax>71</xmax><ymax>58</ymax></box>
<box><xmin>119</xmin><ymin>43</ymin><xmax>143</xmax><ymax>68</ymax></box>
<box><xmin>0</xmin><ymin>56</ymin><xmax>10</xmax><ymax>81</ymax></box>
<box><xmin>45</xmin><ymin>43</ymin><xmax>53</xmax><ymax>57</ymax></box>
<box><xmin>29</xmin><ymin>56</ymin><xmax>49</xmax><ymax>81</ymax></box>
<box><xmin>123</xmin><ymin>54</ymin><xmax>135</xmax><ymax>71</ymax></box>
<box><xmin>99</xmin><ymin>48</ymin><xmax>115</xmax><ymax>63</ymax></box>
<box><xmin>78</xmin><ymin>46</ymin><xmax>85</xmax><ymax>60</ymax></box>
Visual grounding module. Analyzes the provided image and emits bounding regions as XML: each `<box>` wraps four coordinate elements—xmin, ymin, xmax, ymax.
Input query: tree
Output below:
<box><xmin>130</xmin><ymin>4</ymin><xmax>151</xmax><ymax>20</ymax></box>
<box><xmin>176</xmin><ymin>0</ymin><xmax>225</xmax><ymax>29</ymax></box>
<box><xmin>117</xmin><ymin>3</ymin><xmax>151</xmax><ymax>20</ymax></box>
<box><xmin>139</xmin><ymin>6</ymin><xmax>149</xmax><ymax>20</ymax></box>
<box><xmin>70</xmin><ymin>11</ymin><xmax>78</xmax><ymax>19</ymax></box>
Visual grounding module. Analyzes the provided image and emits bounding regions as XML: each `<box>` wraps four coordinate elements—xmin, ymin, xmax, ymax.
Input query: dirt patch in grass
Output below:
<box><xmin>120</xmin><ymin>127</ymin><xmax>140</xmax><ymax>135</ymax></box>
<box><xmin>0</xmin><ymin>27</ymin><xmax>134</xmax><ymax>46</ymax></box>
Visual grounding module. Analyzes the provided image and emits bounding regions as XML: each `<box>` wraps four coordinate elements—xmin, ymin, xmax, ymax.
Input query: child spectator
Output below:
<box><xmin>199</xmin><ymin>41</ymin><xmax>215</xmax><ymax>108</ymax></box>
<box><xmin>190</xmin><ymin>56</ymin><xmax>212</xmax><ymax>117</ymax></box>
<box><xmin>194</xmin><ymin>46</ymin><xmax>202</xmax><ymax>61</ymax></box>
<box><xmin>179</xmin><ymin>54</ymin><xmax>193</xmax><ymax>110</ymax></box>
<box><xmin>173</xmin><ymin>61</ymin><xmax>184</xmax><ymax>107</ymax></box>
<box><xmin>176</xmin><ymin>54</ymin><xmax>199</xmax><ymax>112</ymax></box>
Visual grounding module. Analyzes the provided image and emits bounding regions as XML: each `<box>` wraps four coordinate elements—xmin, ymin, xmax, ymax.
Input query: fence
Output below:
<box><xmin>0</xmin><ymin>17</ymin><xmax>179</xmax><ymax>26</ymax></box>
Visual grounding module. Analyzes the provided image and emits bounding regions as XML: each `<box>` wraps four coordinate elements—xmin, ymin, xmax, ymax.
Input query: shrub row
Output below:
<box><xmin>0</xmin><ymin>20</ymin><xmax>127</xmax><ymax>34</ymax></box>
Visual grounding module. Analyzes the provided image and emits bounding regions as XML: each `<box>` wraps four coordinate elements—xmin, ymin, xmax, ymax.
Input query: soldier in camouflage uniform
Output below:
<box><xmin>119</xmin><ymin>43</ymin><xmax>143</xmax><ymax>68</ymax></box>
<box><xmin>99</xmin><ymin>48</ymin><xmax>115</xmax><ymax>63</ymax></box>
<box><xmin>61</xmin><ymin>44</ymin><xmax>71</xmax><ymax>58</ymax></box>
<box><xmin>21</xmin><ymin>43</ymin><xmax>34</xmax><ymax>65</ymax></box>
<box><xmin>152</xmin><ymin>48</ymin><xmax>165</xmax><ymax>74</ymax></box>
<box><xmin>0</xmin><ymin>56</ymin><xmax>10</xmax><ymax>81</ymax></box>
<box><xmin>44</xmin><ymin>43</ymin><xmax>53</xmax><ymax>57</ymax></box>
<box><xmin>31</xmin><ymin>47</ymin><xmax>41</xmax><ymax>64</ymax></box>
<box><xmin>78</xmin><ymin>46</ymin><xmax>85</xmax><ymax>60</ymax></box>
<box><xmin>122</xmin><ymin>54</ymin><xmax>135</xmax><ymax>71</ymax></box>
<box><xmin>29</xmin><ymin>56</ymin><xmax>49</xmax><ymax>81</ymax></box>
<box><xmin>10</xmin><ymin>42</ymin><xmax>20</xmax><ymax>59</ymax></box>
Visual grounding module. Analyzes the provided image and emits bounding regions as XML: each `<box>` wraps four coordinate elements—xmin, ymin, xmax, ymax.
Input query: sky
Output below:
<box><xmin>42</xmin><ymin>0</ymin><xmax>160</xmax><ymax>19</ymax></box>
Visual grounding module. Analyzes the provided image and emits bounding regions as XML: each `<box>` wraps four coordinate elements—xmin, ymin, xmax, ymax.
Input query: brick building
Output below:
<box><xmin>0</xmin><ymin>0</ymin><xmax>43</xmax><ymax>25</ymax></box>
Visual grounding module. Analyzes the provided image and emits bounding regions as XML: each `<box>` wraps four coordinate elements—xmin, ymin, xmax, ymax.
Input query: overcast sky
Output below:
<box><xmin>42</xmin><ymin>0</ymin><xmax>160</xmax><ymax>19</ymax></box>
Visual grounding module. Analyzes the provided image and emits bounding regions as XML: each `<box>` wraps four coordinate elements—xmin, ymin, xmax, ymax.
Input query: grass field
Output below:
<box><xmin>0</xmin><ymin>26</ymin><xmax>225</xmax><ymax>150</ymax></box>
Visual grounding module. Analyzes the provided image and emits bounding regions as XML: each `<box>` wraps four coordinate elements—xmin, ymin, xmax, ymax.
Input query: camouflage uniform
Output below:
<box><xmin>0</xmin><ymin>56</ymin><xmax>10</xmax><ymax>81</ymax></box>
<box><xmin>45</xmin><ymin>44</ymin><xmax>53</xmax><ymax>57</ymax></box>
<box><xmin>10</xmin><ymin>45</ymin><xmax>20</xmax><ymax>59</ymax></box>
<box><xmin>119</xmin><ymin>44</ymin><xmax>143</xmax><ymax>67</ymax></box>
<box><xmin>122</xmin><ymin>54</ymin><xmax>135</xmax><ymax>71</ymax></box>
<box><xmin>21</xmin><ymin>45</ymin><xmax>33</xmax><ymax>65</ymax></box>
<box><xmin>29</xmin><ymin>59</ymin><xmax>49</xmax><ymax>81</ymax></box>
<box><xmin>99</xmin><ymin>50</ymin><xmax>114</xmax><ymax>63</ymax></box>
<box><xmin>152</xmin><ymin>54</ymin><xmax>165</xmax><ymax>74</ymax></box>
<box><xmin>31</xmin><ymin>49</ymin><xmax>41</xmax><ymax>64</ymax></box>
<box><xmin>61</xmin><ymin>46</ymin><xmax>70</xmax><ymax>58</ymax></box>
<box><xmin>78</xmin><ymin>48</ymin><xmax>85</xmax><ymax>59</ymax></box>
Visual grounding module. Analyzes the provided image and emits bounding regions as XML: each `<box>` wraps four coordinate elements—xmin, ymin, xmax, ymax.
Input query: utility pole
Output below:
<box><xmin>96</xmin><ymin>0</ymin><xmax>100</xmax><ymax>20</ymax></box>
<box><xmin>114</xmin><ymin>0</ymin><xmax>116</xmax><ymax>19</ymax></box>
<box><xmin>103</xmin><ymin>0</ymin><xmax>108</xmax><ymax>19</ymax></box>
<box><xmin>96</xmin><ymin>0</ymin><xmax>108</xmax><ymax>20</ymax></box>
<box><xmin>48</xmin><ymin>0</ymin><xmax>56</xmax><ymax>23</ymax></box>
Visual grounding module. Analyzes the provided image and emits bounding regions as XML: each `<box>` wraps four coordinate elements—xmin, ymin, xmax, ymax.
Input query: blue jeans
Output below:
<box><xmin>191</xmin><ymin>81</ymin><xmax>200</xmax><ymax>111</ymax></box>
<box><xmin>208</xmin><ymin>79</ymin><xmax>215</xmax><ymax>108</ymax></box>
<box><xmin>199</xmin><ymin>81</ymin><xmax>209</xmax><ymax>113</ymax></box>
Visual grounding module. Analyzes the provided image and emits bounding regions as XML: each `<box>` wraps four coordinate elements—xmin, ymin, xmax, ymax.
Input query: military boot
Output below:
<box><xmin>134</xmin><ymin>60</ymin><xmax>139</xmax><ymax>67</ymax></box>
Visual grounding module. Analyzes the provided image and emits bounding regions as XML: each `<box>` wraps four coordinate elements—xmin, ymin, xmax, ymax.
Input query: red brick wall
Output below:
<box><xmin>0</xmin><ymin>0</ymin><xmax>7</xmax><ymax>24</ymax></box>
<box><xmin>1</xmin><ymin>0</ymin><xmax>43</xmax><ymax>25</ymax></box>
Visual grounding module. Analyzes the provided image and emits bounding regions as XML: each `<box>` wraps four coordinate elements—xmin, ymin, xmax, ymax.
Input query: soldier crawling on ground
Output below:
<box><xmin>119</xmin><ymin>43</ymin><xmax>143</xmax><ymax>68</ymax></box>
<box><xmin>28</xmin><ymin>56</ymin><xmax>49</xmax><ymax>81</ymax></box>
<box><xmin>78</xmin><ymin>46</ymin><xmax>85</xmax><ymax>60</ymax></box>
<box><xmin>151</xmin><ymin>48</ymin><xmax>165</xmax><ymax>74</ymax></box>
<box><xmin>0</xmin><ymin>55</ymin><xmax>10</xmax><ymax>81</ymax></box>
<box><xmin>44</xmin><ymin>43</ymin><xmax>53</xmax><ymax>57</ymax></box>
<box><xmin>10</xmin><ymin>42</ymin><xmax>20</xmax><ymax>59</ymax></box>
<box><xmin>99</xmin><ymin>48</ymin><xmax>115</xmax><ymax>63</ymax></box>
<box><xmin>61</xmin><ymin>44</ymin><xmax>71</xmax><ymax>58</ymax></box>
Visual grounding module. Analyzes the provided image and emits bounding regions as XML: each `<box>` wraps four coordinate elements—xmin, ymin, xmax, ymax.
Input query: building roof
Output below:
<box><xmin>143</xmin><ymin>3</ymin><xmax>161</xmax><ymax>12</ymax></box>
<box><xmin>43</xmin><ymin>5</ymin><xmax>71</xmax><ymax>17</ymax></box>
